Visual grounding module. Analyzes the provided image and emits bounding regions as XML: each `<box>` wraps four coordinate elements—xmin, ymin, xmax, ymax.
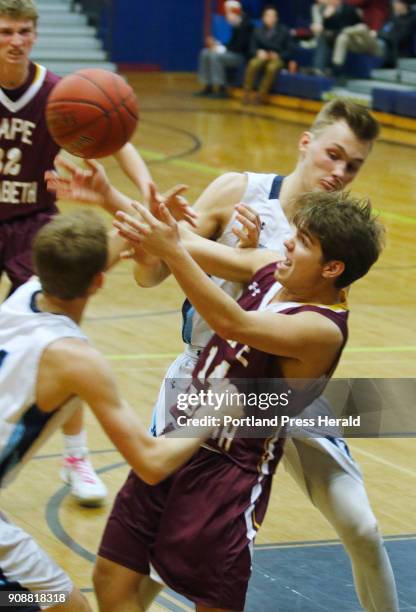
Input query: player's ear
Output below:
<box><xmin>322</xmin><ymin>260</ymin><xmax>344</xmax><ymax>282</ymax></box>
<box><xmin>88</xmin><ymin>271</ymin><xmax>105</xmax><ymax>295</ymax></box>
<box><xmin>298</xmin><ymin>131</ymin><xmax>312</xmax><ymax>154</ymax></box>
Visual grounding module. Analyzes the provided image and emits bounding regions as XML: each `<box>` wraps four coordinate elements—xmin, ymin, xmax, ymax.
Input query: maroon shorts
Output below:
<box><xmin>98</xmin><ymin>448</ymin><xmax>274</xmax><ymax>610</ymax></box>
<box><xmin>0</xmin><ymin>211</ymin><xmax>56</xmax><ymax>295</ymax></box>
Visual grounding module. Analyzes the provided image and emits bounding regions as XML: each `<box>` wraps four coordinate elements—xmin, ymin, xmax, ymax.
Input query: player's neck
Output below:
<box><xmin>36</xmin><ymin>292</ymin><xmax>85</xmax><ymax>324</ymax></box>
<box><xmin>275</xmin><ymin>284</ymin><xmax>343</xmax><ymax>306</ymax></box>
<box><xmin>278</xmin><ymin>172</ymin><xmax>305</xmax><ymax>219</ymax></box>
<box><xmin>0</xmin><ymin>62</ymin><xmax>30</xmax><ymax>90</ymax></box>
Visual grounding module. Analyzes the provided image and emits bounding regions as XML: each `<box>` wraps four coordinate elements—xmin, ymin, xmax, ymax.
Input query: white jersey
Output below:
<box><xmin>0</xmin><ymin>278</ymin><xmax>86</xmax><ymax>487</ymax></box>
<box><xmin>185</xmin><ymin>172</ymin><xmax>292</xmax><ymax>348</ymax></box>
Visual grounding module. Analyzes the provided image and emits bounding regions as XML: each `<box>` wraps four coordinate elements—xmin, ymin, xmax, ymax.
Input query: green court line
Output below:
<box><xmin>140</xmin><ymin>147</ymin><xmax>416</xmax><ymax>224</ymax></box>
<box><xmin>106</xmin><ymin>346</ymin><xmax>416</xmax><ymax>361</ymax></box>
<box><xmin>375</xmin><ymin>209</ymin><xmax>416</xmax><ymax>226</ymax></box>
<box><xmin>345</xmin><ymin>346</ymin><xmax>416</xmax><ymax>353</ymax></box>
<box><xmin>140</xmin><ymin>147</ymin><xmax>224</xmax><ymax>176</ymax></box>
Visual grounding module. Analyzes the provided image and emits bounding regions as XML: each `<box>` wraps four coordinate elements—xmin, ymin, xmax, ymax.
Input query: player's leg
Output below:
<box><xmin>60</xmin><ymin>397</ymin><xmax>107</xmax><ymax>506</ymax></box>
<box><xmin>284</xmin><ymin>438</ymin><xmax>399</xmax><ymax>612</ymax></box>
<box><xmin>94</xmin><ymin>470</ymin><xmax>165</xmax><ymax>611</ymax></box>
<box><xmin>93</xmin><ymin>556</ymin><xmax>161</xmax><ymax>612</ymax></box>
<box><xmin>0</xmin><ymin>512</ymin><xmax>91</xmax><ymax>611</ymax></box>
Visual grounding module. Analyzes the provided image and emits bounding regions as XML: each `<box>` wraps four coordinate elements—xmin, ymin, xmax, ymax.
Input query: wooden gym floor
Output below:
<box><xmin>1</xmin><ymin>73</ymin><xmax>415</xmax><ymax>611</ymax></box>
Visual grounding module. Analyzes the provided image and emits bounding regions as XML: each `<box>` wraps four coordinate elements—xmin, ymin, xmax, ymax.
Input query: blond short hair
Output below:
<box><xmin>311</xmin><ymin>98</ymin><xmax>380</xmax><ymax>142</ymax></box>
<box><xmin>0</xmin><ymin>0</ymin><xmax>38</xmax><ymax>25</ymax></box>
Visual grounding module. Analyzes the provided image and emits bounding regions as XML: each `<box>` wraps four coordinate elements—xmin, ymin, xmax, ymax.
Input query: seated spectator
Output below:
<box><xmin>195</xmin><ymin>0</ymin><xmax>253</xmax><ymax>98</ymax></box>
<box><xmin>243</xmin><ymin>5</ymin><xmax>293</xmax><ymax>104</ymax></box>
<box><xmin>292</xmin><ymin>0</ymin><xmax>326</xmax><ymax>49</ymax></box>
<box><xmin>332</xmin><ymin>0</ymin><xmax>416</xmax><ymax>78</ymax></box>
<box><xmin>346</xmin><ymin>0</ymin><xmax>390</xmax><ymax>32</ymax></box>
<box><xmin>312</xmin><ymin>0</ymin><xmax>361</xmax><ymax>75</ymax></box>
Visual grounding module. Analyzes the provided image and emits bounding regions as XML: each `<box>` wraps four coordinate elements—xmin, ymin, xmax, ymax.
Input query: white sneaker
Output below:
<box><xmin>61</xmin><ymin>455</ymin><xmax>107</xmax><ymax>507</ymax></box>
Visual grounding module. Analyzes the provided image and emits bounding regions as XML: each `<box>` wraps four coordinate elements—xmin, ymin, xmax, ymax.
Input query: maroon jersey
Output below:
<box><xmin>0</xmin><ymin>63</ymin><xmax>60</xmax><ymax>221</ymax></box>
<box><xmin>192</xmin><ymin>262</ymin><xmax>349</xmax><ymax>475</ymax></box>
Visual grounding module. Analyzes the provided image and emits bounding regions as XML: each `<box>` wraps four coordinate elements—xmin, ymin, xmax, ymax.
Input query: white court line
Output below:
<box><xmin>349</xmin><ymin>445</ymin><xmax>416</xmax><ymax>478</ymax></box>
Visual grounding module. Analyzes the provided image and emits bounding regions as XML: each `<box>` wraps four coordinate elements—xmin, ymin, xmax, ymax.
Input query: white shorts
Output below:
<box><xmin>150</xmin><ymin>345</ymin><xmax>200</xmax><ymax>436</ymax></box>
<box><xmin>283</xmin><ymin>435</ymin><xmax>363</xmax><ymax>500</ymax></box>
<box><xmin>0</xmin><ymin>511</ymin><xmax>73</xmax><ymax>609</ymax></box>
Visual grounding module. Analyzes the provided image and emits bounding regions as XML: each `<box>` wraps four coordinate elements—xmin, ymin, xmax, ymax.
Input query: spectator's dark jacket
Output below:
<box><xmin>378</xmin><ymin>11</ymin><xmax>416</xmax><ymax>65</ymax></box>
<box><xmin>250</xmin><ymin>22</ymin><xmax>293</xmax><ymax>62</ymax></box>
<box><xmin>227</xmin><ymin>14</ymin><xmax>254</xmax><ymax>58</ymax></box>
<box><xmin>322</xmin><ymin>4</ymin><xmax>361</xmax><ymax>43</ymax></box>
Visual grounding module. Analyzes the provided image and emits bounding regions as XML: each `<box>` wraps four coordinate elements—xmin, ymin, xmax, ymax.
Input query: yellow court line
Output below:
<box><xmin>348</xmin><ymin>445</ymin><xmax>416</xmax><ymax>478</ymax></box>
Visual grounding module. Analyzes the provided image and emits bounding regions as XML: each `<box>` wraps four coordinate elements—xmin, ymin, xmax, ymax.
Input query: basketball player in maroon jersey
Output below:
<box><xmin>92</xmin><ymin>192</ymin><xmax>385</xmax><ymax>612</ymax></box>
<box><xmin>0</xmin><ymin>0</ymin><xmax>155</xmax><ymax>506</ymax></box>
<box><xmin>46</xmin><ymin>100</ymin><xmax>399</xmax><ymax>610</ymax></box>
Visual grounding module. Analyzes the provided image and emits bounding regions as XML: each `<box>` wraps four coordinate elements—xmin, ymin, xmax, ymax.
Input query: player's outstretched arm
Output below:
<box><xmin>132</xmin><ymin>171</ymin><xmax>247</xmax><ymax>287</ymax></box>
<box><xmin>48</xmin><ymin>340</ymin><xmax>222</xmax><ymax>484</ymax></box>
<box><xmin>114</xmin><ymin>202</ymin><xmax>277</xmax><ymax>338</ymax></box>
<box><xmin>45</xmin><ymin>155</ymin><xmax>135</xmax><ymax>216</ymax></box>
<box><xmin>113</xmin><ymin>142</ymin><xmax>153</xmax><ymax>203</ymax></box>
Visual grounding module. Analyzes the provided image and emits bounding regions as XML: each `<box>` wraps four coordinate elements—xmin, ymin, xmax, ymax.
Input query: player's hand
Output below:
<box><xmin>159</xmin><ymin>183</ymin><xmax>198</xmax><ymax>228</ymax></box>
<box><xmin>120</xmin><ymin>243</ymin><xmax>162</xmax><ymax>266</ymax></box>
<box><xmin>232</xmin><ymin>203</ymin><xmax>262</xmax><ymax>249</ymax></box>
<box><xmin>113</xmin><ymin>201</ymin><xmax>180</xmax><ymax>259</ymax></box>
<box><xmin>45</xmin><ymin>155</ymin><xmax>111</xmax><ymax>206</ymax></box>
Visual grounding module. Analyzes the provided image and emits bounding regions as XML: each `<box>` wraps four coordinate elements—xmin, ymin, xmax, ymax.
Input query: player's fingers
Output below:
<box><xmin>114</xmin><ymin>210</ymin><xmax>148</xmax><ymax>233</ymax></box>
<box><xmin>113</xmin><ymin>219</ymin><xmax>147</xmax><ymax>243</ymax></box>
<box><xmin>235</xmin><ymin>213</ymin><xmax>257</xmax><ymax>232</ymax></box>
<box><xmin>163</xmin><ymin>184</ymin><xmax>188</xmax><ymax>199</ymax></box>
<box><xmin>184</xmin><ymin>213</ymin><xmax>198</xmax><ymax>229</ymax></box>
<box><xmin>54</xmin><ymin>155</ymin><xmax>79</xmax><ymax>175</ymax></box>
<box><xmin>120</xmin><ymin>248</ymin><xmax>135</xmax><ymax>260</ymax></box>
<box><xmin>235</xmin><ymin>202</ymin><xmax>260</xmax><ymax>225</ymax></box>
<box><xmin>231</xmin><ymin>226</ymin><xmax>247</xmax><ymax>242</ymax></box>
<box><xmin>159</xmin><ymin>202</ymin><xmax>177</xmax><ymax>228</ymax></box>
<box><xmin>84</xmin><ymin>159</ymin><xmax>103</xmax><ymax>173</ymax></box>
<box><xmin>130</xmin><ymin>201</ymin><xmax>158</xmax><ymax>227</ymax></box>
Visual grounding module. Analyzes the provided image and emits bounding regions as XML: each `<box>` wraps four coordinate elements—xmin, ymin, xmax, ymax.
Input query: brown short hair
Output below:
<box><xmin>292</xmin><ymin>191</ymin><xmax>385</xmax><ymax>288</ymax></box>
<box><xmin>33</xmin><ymin>211</ymin><xmax>108</xmax><ymax>300</ymax></box>
<box><xmin>0</xmin><ymin>0</ymin><xmax>38</xmax><ymax>24</ymax></box>
<box><xmin>310</xmin><ymin>98</ymin><xmax>380</xmax><ymax>142</ymax></box>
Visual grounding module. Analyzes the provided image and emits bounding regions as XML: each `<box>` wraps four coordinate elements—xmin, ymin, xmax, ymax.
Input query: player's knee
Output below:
<box><xmin>344</xmin><ymin>521</ymin><xmax>383</xmax><ymax>558</ymax></box>
<box><xmin>55</xmin><ymin>587</ymin><xmax>91</xmax><ymax>612</ymax></box>
<box><xmin>92</xmin><ymin>558</ymin><xmax>108</xmax><ymax>600</ymax></box>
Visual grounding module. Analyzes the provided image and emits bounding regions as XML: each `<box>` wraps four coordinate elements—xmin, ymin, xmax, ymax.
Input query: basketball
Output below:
<box><xmin>45</xmin><ymin>69</ymin><xmax>139</xmax><ymax>159</ymax></box>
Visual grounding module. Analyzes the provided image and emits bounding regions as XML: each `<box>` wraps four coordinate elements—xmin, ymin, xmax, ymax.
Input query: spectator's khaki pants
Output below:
<box><xmin>333</xmin><ymin>23</ymin><xmax>384</xmax><ymax>67</ymax></box>
<box><xmin>243</xmin><ymin>56</ymin><xmax>284</xmax><ymax>95</ymax></box>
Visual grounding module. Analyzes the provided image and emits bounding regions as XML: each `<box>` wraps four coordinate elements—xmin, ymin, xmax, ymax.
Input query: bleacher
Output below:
<box><xmin>212</xmin><ymin>3</ymin><xmax>416</xmax><ymax>120</ymax></box>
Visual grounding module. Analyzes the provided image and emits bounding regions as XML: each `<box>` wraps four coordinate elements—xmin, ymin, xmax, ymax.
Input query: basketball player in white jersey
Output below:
<box><xmin>0</xmin><ymin>210</ymin><xmax>236</xmax><ymax>611</ymax></box>
<box><xmin>46</xmin><ymin>99</ymin><xmax>399</xmax><ymax>611</ymax></box>
<box><xmin>0</xmin><ymin>0</ymin><xmax>160</xmax><ymax>507</ymax></box>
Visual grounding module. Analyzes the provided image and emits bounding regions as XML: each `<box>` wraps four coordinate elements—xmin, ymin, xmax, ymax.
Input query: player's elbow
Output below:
<box><xmin>213</xmin><ymin>316</ymin><xmax>243</xmax><ymax>342</ymax></box>
<box><xmin>136</xmin><ymin>462</ymin><xmax>167</xmax><ymax>485</ymax></box>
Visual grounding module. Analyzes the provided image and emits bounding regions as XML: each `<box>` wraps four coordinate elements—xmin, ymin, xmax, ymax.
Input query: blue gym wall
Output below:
<box><xmin>108</xmin><ymin>1</ymin><xmax>205</xmax><ymax>70</ymax></box>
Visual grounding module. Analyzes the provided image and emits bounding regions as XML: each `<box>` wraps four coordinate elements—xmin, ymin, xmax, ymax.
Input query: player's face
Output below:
<box><xmin>0</xmin><ymin>18</ymin><xmax>37</xmax><ymax>69</ymax></box>
<box><xmin>298</xmin><ymin>120</ymin><xmax>372</xmax><ymax>192</ymax></box>
<box><xmin>274</xmin><ymin>227</ymin><xmax>329</xmax><ymax>292</ymax></box>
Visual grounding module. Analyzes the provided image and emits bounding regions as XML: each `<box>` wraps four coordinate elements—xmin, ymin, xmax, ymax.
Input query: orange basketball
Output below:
<box><xmin>45</xmin><ymin>69</ymin><xmax>139</xmax><ymax>158</ymax></box>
